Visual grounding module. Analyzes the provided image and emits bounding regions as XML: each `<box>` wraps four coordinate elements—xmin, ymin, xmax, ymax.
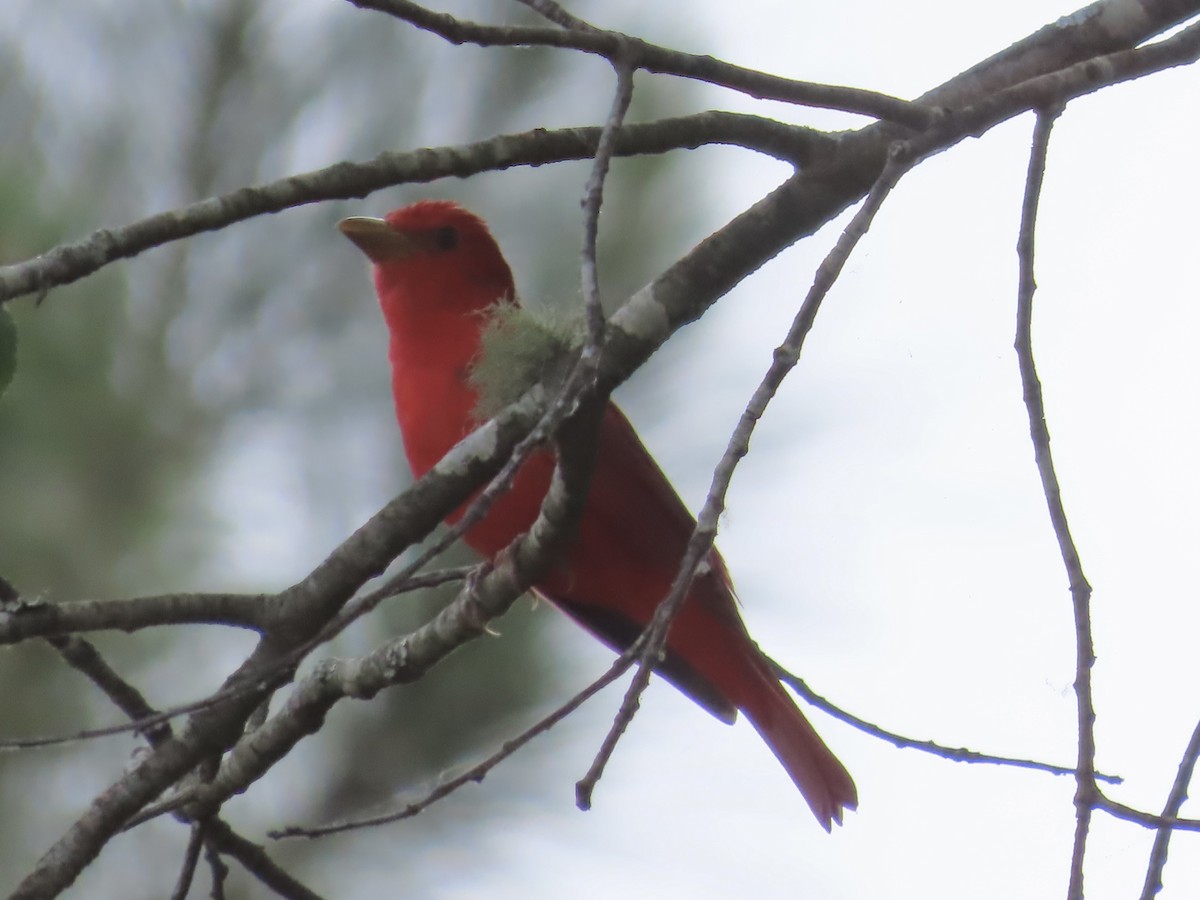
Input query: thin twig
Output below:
<box><xmin>47</xmin><ymin>634</ymin><xmax>175</xmax><ymax>744</ymax></box>
<box><xmin>1094</xmin><ymin>793</ymin><xmax>1200</xmax><ymax>833</ymax></box>
<box><xmin>315</xmin><ymin>392</ymin><xmax>563</xmax><ymax>641</ymax></box>
<box><xmin>0</xmin><ymin>659</ymin><xmax>283</xmax><ymax>750</ymax></box>
<box><xmin>204</xmin><ymin>841</ymin><xmax>230</xmax><ymax>900</ymax></box>
<box><xmin>0</xmin><ymin>112</ymin><xmax>830</xmax><ymax>307</ymax></box>
<box><xmin>273</xmin><ymin>645</ymin><xmax>637</xmax><ymax>839</ymax></box>
<box><xmin>4</xmin><ymin>624</ymin><xmax>201</xmax><ymax>751</ymax></box>
<box><xmin>1137</xmin><ymin>716</ymin><xmax>1200</xmax><ymax>897</ymax></box>
<box><xmin>319</xmin><ymin>563</ymin><xmax>473</xmax><ymax>636</ymax></box>
<box><xmin>204</xmin><ymin>820</ymin><xmax>328</xmax><ymax>900</ymax></box>
<box><xmin>1013</xmin><ymin>106</ymin><xmax>1092</xmax><ymax>899</ymax></box>
<box><xmin>0</xmin><ymin>569</ymin><xmax>469</xmax><ymax>751</ymax></box>
<box><xmin>575</xmin><ymin>142</ymin><xmax>915</xmax><ymax>808</ymax></box>
<box><xmin>43</xmin><ymin>609</ymin><xmax>320</xmax><ymax>898</ymax></box>
<box><xmin>348</xmin><ymin>0</ymin><xmax>931</xmax><ymax>127</ymax></box>
<box><xmin>579</xmin><ymin>50</ymin><xmax>636</xmax><ymax>356</ymax></box>
<box><xmin>169</xmin><ymin>822</ymin><xmax>207</xmax><ymax>900</ymax></box>
<box><xmin>773</xmin><ymin>662</ymin><xmax>1121</xmax><ymax>784</ymax></box>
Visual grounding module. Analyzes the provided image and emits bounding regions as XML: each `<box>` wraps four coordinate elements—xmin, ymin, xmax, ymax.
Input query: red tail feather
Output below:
<box><xmin>736</xmin><ymin>653</ymin><xmax>857</xmax><ymax>829</ymax></box>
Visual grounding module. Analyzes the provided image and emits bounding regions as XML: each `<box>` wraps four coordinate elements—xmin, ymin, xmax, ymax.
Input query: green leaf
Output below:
<box><xmin>0</xmin><ymin>306</ymin><xmax>16</xmax><ymax>399</ymax></box>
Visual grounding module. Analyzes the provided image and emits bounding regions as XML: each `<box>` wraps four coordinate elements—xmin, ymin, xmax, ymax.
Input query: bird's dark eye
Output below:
<box><xmin>433</xmin><ymin>226</ymin><xmax>458</xmax><ymax>250</ymax></box>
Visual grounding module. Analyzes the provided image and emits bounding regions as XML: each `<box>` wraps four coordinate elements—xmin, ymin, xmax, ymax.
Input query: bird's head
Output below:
<box><xmin>338</xmin><ymin>200</ymin><xmax>515</xmax><ymax>316</ymax></box>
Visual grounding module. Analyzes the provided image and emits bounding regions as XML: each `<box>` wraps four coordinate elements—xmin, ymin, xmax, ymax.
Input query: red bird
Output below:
<box><xmin>339</xmin><ymin>201</ymin><xmax>857</xmax><ymax>828</ymax></box>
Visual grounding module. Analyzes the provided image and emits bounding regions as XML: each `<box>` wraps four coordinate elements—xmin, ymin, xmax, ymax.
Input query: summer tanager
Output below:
<box><xmin>339</xmin><ymin>200</ymin><xmax>857</xmax><ymax>828</ymax></box>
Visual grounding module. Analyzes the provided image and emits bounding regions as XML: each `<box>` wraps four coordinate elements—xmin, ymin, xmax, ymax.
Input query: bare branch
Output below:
<box><xmin>347</xmin><ymin>0</ymin><xmax>932</xmax><ymax>126</ymax></box>
<box><xmin>1137</xmin><ymin>717</ymin><xmax>1200</xmax><ymax>897</ymax></box>
<box><xmin>915</xmin><ymin>0</ymin><xmax>1200</xmax><ymax>108</ymax></box>
<box><xmin>274</xmin><ymin>649</ymin><xmax>635</xmax><ymax>839</ymax></box>
<box><xmin>305</xmin><ymin>384</ymin><xmax>568</xmax><ymax>648</ymax></box>
<box><xmin>0</xmin><ymin>112</ymin><xmax>829</xmax><ymax>306</ymax></box>
<box><xmin>204</xmin><ymin>820</ymin><xmax>328</xmax><ymax>900</ymax></box>
<box><xmin>775</xmin><ymin>663</ymin><xmax>1122</xmax><ymax>784</ymax></box>
<box><xmin>128</xmin><ymin>395</ymin><xmax>606</xmax><ymax>829</ymax></box>
<box><xmin>6</xmin><ymin>17</ymin><xmax>1197</xmax><ymax>314</ymax></box>
<box><xmin>58</xmin><ymin>628</ymin><xmax>322</xmax><ymax>899</ymax></box>
<box><xmin>12</xmin><ymin>7</ymin><xmax>1200</xmax><ymax>892</ymax></box>
<box><xmin>579</xmin><ymin>49</ymin><xmax>636</xmax><ymax>356</ymax></box>
<box><xmin>1013</xmin><ymin>105</ymin><xmax>1093</xmax><ymax>900</ymax></box>
<box><xmin>203</xmin><ymin>841</ymin><xmax>229</xmax><ymax>900</ymax></box>
<box><xmin>195</xmin><ymin>821</ymin><xmax>323</xmax><ymax>900</ymax></box>
<box><xmin>169</xmin><ymin>823</ymin><xmax>206</xmax><ymax>900</ymax></box>
<box><xmin>47</xmin><ymin>635</ymin><xmax>174</xmax><ymax>745</ymax></box>
<box><xmin>1095</xmin><ymin>794</ymin><xmax>1200</xmax><ymax>833</ymax></box>
<box><xmin>0</xmin><ymin>591</ymin><xmax>269</xmax><ymax>644</ymax></box>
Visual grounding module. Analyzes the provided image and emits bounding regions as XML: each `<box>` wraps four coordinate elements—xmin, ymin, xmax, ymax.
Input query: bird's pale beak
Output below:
<box><xmin>338</xmin><ymin>216</ymin><xmax>423</xmax><ymax>263</ymax></box>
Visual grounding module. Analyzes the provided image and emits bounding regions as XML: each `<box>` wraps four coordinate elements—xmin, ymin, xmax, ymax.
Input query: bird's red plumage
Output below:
<box><xmin>344</xmin><ymin>200</ymin><xmax>857</xmax><ymax>828</ymax></box>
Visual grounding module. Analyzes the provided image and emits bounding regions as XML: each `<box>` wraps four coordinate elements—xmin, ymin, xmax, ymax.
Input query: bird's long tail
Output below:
<box><xmin>734</xmin><ymin>650</ymin><xmax>857</xmax><ymax>830</ymax></box>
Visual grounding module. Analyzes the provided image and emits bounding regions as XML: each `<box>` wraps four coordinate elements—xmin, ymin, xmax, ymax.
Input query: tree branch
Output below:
<box><xmin>1096</xmin><ymin>794</ymin><xmax>1200</xmax><ymax>833</ymax></box>
<box><xmin>775</xmin><ymin>663</ymin><xmax>1122</xmax><ymax>783</ymax></box>
<box><xmin>579</xmin><ymin>48</ymin><xmax>635</xmax><ymax>353</ymax></box>
<box><xmin>47</xmin><ymin>634</ymin><xmax>175</xmax><ymax>745</ymax></box>
<box><xmin>129</xmin><ymin>394</ymin><xmax>607</xmax><ymax>827</ymax></box>
<box><xmin>19</xmin><ymin>601</ymin><xmax>323</xmax><ymax>899</ymax></box>
<box><xmin>272</xmin><ymin>648</ymin><xmax>636</xmax><ymax>839</ymax></box>
<box><xmin>346</xmin><ymin>0</ymin><xmax>933</xmax><ymax>127</ymax></box>
<box><xmin>0</xmin><ymin>112</ymin><xmax>827</xmax><ymax>307</ymax></box>
<box><xmin>0</xmin><ymin>591</ymin><xmax>269</xmax><ymax>644</ymax></box>
<box><xmin>5</xmin><ymin>13</ymin><xmax>1196</xmax><ymax>313</ymax></box>
<box><xmin>1137</xmin><ymin>716</ymin><xmax>1200</xmax><ymax>897</ymax></box>
<box><xmin>12</xmin><ymin>5</ymin><xmax>1200</xmax><ymax>892</ymax></box>
<box><xmin>169</xmin><ymin>823</ymin><xmax>206</xmax><ymax>900</ymax></box>
<box><xmin>1013</xmin><ymin>105</ymin><xmax>1093</xmax><ymax>900</ymax></box>
<box><xmin>203</xmin><ymin>820</ymin><xmax>328</xmax><ymax>900</ymax></box>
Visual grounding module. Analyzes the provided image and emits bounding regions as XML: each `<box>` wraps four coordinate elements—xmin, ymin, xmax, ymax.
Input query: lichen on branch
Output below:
<box><xmin>468</xmin><ymin>301</ymin><xmax>584</xmax><ymax>420</ymax></box>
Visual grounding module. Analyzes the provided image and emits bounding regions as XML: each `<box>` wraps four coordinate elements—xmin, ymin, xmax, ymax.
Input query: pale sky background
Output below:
<box><xmin>10</xmin><ymin>1</ymin><xmax>1198</xmax><ymax>897</ymax></box>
